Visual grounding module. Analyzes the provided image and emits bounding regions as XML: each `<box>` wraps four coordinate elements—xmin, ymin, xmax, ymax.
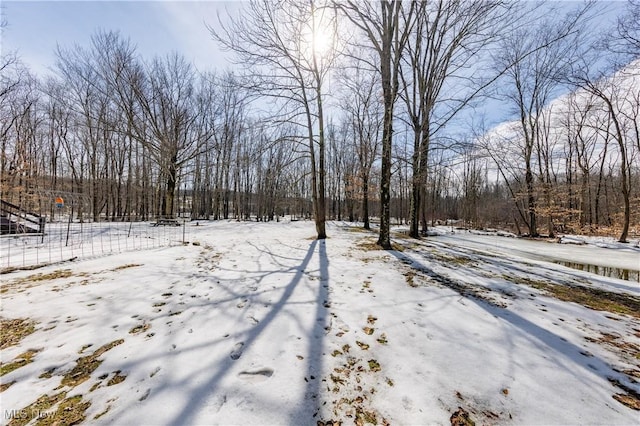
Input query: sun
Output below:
<box><xmin>301</xmin><ymin>8</ymin><xmax>334</xmax><ymax>59</ymax></box>
<box><xmin>311</xmin><ymin>25</ymin><xmax>333</xmax><ymax>55</ymax></box>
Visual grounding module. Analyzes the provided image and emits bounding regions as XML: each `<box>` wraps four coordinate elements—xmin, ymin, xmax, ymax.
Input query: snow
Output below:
<box><xmin>425</xmin><ymin>226</ymin><xmax>640</xmax><ymax>275</ymax></box>
<box><xmin>1</xmin><ymin>220</ymin><xmax>638</xmax><ymax>425</ymax></box>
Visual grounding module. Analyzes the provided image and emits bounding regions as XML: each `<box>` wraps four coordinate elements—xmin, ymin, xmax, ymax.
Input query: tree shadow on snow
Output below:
<box><xmin>290</xmin><ymin>239</ymin><xmax>330</xmax><ymax>423</ymax></box>
<box><xmin>386</xmin><ymin>249</ymin><xmax>634</xmax><ymax>402</ymax></box>
<box><xmin>157</xmin><ymin>238</ymin><xmax>330</xmax><ymax>425</ymax></box>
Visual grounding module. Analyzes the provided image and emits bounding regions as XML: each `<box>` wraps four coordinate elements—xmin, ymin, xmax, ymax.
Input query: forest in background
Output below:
<box><xmin>1</xmin><ymin>0</ymin><xmax>639</xmax><ymax>244</ymax></box>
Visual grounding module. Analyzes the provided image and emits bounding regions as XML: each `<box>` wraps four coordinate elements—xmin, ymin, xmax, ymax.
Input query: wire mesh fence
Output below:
<box><xmin>1</xmin><ymin>219</ymin><xmax>190</xmax><ymax>271</ymax></box>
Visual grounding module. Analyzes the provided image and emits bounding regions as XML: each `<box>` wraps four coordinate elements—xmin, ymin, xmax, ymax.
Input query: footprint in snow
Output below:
<box><xmin>209</xmin><ymin>394</ymin><xmax>227</xmax><ymax>412</ymax></box>
<box><xmin>150</xmin><ymin>367</ymin><xmax>161</xmax><ymax>378</ymax></box>
<box><xmin>402</xmin><ymin>396</ymin><xmax>414</xmax><ymax>410</ymax></box>
<box><xmin>237</xmin><ymin>367</ymin><xmax>274</xmax><ymax>382</ymax></box>
<box><xmin>139</xmin><ymin>388</ymin><xmax>151</xmax><ymax>401</ymax></box>
<box><xmin>230</xmin><ymin>342</ymin><xmax>244</xmax><ymax>360</ymax></box>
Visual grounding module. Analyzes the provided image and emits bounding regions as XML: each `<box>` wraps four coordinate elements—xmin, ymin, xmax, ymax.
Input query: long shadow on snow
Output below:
<box><xmin>387</xmin><ymin>249</ymin><xmax>635</xmax><ymax>395</ymax></box>
<box><xmin>165</xmin><ymin>239</ymin><xmax>324</xmax><ymax>425</ymax></box>
<box><xmin>103</xmin><ymin>243</ymin><xmax>322</xmax><ymax>371</ymax></box>
<box><xmin>412</xmin><ymin>238</ymin><xmax>640</xmax><ymax>299</ymax></box>
<box><xmin>426</xmin><ymin>237</ymin><xmax>640</xmax><ymax>293</ymax></box>
<box><xmin>289</xmin><ymin>239</ymin><xmax>330</xmax><ymax>424</ymax></box>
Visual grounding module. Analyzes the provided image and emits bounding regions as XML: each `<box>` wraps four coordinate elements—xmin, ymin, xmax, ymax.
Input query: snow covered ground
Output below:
<box><xmin>426</xmin><ymin>227</ymin><xmax>640</xmax><ymax>283</ymax></box>
<box><xmin>1</xmin><ymin>220</ymin><xmax>638</xmax><ymax>425</ymax></box>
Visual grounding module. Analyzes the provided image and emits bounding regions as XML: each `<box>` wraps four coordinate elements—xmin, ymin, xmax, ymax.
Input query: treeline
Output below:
<box><xmin>1</xmin><ymin>1</ymin><xmax>638</xmax><ymax>242</ymax></box>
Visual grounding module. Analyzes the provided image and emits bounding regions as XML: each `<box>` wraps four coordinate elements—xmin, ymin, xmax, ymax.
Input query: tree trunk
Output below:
<box><xmin>377</xmin><ymin>40</ymin><xmax>394</xmax><ymax>249</ymax></box>
<box><xmin>362</xmin><ymin>172</ymin><xmax>370</xmax><ymax>230</ymax></box>
<box><xmin>525</xmin><ymin>163</ymin><xmax>538</xmax><ymax>237</ymax></box>
<box><xmin>316</xmin><ymin>98</ymin><xmax>327</xmax><ymax>239</ymax></box>
<box><xmin>409</xmin><ymin>130</ymin><xmax>420</xmax><ymax>238</ymax></box>
<box><xmin>163</xmin><ymin>159</ymin><xmax>177</xmax><ymax>218</ymax></box>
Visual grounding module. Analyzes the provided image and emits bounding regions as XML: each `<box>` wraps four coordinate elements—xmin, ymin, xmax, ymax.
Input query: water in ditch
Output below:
<box><xmin>553</xmin><ymin>261</ymin><xmax>640</xmax><ymax>283</ymax></box>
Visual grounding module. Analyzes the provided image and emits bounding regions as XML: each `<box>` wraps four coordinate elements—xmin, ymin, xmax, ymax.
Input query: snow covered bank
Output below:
<box><xmin>428</xmin><ymin>227</ymin><xmax>639</xmax><ymax>276</ymax></box>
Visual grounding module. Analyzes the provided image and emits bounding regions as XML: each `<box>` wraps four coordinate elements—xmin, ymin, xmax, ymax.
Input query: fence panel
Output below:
<box><xmin>1</xmin><ymin>220</ymin><xmax>189</xmax><ymax>271</ymax></box>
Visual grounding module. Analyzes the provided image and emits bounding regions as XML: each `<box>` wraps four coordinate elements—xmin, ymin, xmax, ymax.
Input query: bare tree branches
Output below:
<box><xmin>211</xmin><ymin>0</ymin><xmax>336</xmax><ymax>238</ymax></box>
<box><xmin>335</xmin><ymin>0</ymin><xmax>418</xmax><ymax>248</ymax></box>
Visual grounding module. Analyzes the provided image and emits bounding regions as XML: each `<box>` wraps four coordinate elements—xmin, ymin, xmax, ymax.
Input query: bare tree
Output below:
<box><xmin>42</xmin><ymin>77</ymin><xmax>72</xmax><ymax>220</ymax></box>
<box><xmin>496</xmin><ymin>3</ymin><xmax>595</xmax><ymax>237</ymax></box>
<box><xmin>559</xmin><ymin>91</ymin><xmax>607</xmax><ymax>229</ymax></box>
<box><xmin>0</xmin><ymin>56</ymin><xmax>29</xmax><ymax>200</ymax></box>
<box><xmin>126</xmin><ymin>53</ymin><xmax>203</xmax><ymax>218</ymax></box>
<box><xmin>82</xmin><ymin>31</ymin><xmax>153</xmax><ymax>219</ymax></box>
<box><xmin>569</xmin><ymin>66</ymin><xmax>638</xmax><ymax>242</ymax></box>
<box><xmin>562</xmin><ymin>0</ymin><xmax>639</xmax><ymax>243</ymax></box>
<box><xmin>212</xmin><ymin>0</ymin><xmax>337</xmax><ymax>239</ymax></box>
<box><xmin>1</xmin><ymin>69</ymin><xmax>42</xmax><ymax>208</ymax></box>
<box><xmin>193</xmin><ymin>72</ymin><xmax>247</xmax><ymax>220</ymax></box>
<box><xmin>54</xmin><ymin>45</ymin><xmax>108</xmax><ymax>221</ymax></box>
<box><xmin>611</xmin><ymin>0</ymin><xmax>640</xmax><ymax>57</ymax></box>
<box><xmin>336</xmin><ymin>0</ymin><xmax>418</xmax><ymax>248</ymax></box>
<box><xmin>338</xmin><ymin>62</ymin><xmax>382</xmax><ymax>229</ymax></box>
<box><xmin>399</xmin><ymin>0</ymin><xmax>511</xmax><ymax>238</ymax></box>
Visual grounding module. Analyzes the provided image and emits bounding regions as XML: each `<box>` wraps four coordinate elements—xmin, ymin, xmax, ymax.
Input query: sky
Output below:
<box><xmin>0</xmin><ymin>0</ymin><xmax>629</xmax><ymax>129</ymax></box>
<box><xmin>1</xmin><ymin>1</ymin><xmax>245</xmax><ymax>76</ymax></box>
<box><xmin>4</xmin><ymin>1</ymin><xmax>627</xmax><ymax>78</ymax></box>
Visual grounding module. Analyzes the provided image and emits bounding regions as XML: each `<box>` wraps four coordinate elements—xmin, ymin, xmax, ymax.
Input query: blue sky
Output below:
<box><xmin>1</xmin><ymin>1</ymin><xmax>244</xmax><ymax>76</ymax></box>
<box><xmin>2</xmin><ymin>1</ymin><xmax>627</xmax><ymax>79</ymax></box>
<box><xmin>0</xmin><ymin>0</ymin><xmax>629</xmax><ymax>129</ymax></box>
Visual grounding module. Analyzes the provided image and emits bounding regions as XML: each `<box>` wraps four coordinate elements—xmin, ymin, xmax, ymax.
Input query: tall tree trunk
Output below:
<box><xmin>525</xmin><ymin>159</ymin><xmax>538</xmax><ymax>237</ymax></box>
<box><xmin>362</xmin><ymin>172</ymin><xmax>370</xmax><ymax>230</ymax></box>
<box><xmin>316</xmin><ymin>94</ymin><xmax>327</xmax><ymax>239</ymax></box>
<box><xmin>163</xmin><ymin>158</ymin><xmax>177</xmax><ymax>218</ymax></box>
<box><xmin>377</xmin><ymin>37</ymin><xmax>394</xmax><ymax>249</ymax></box>
<box><xmin>609</xmin><ymin>111</ymin><xmax>631</xmax><ymax>243</ymax></box>
<box><xmin>409</xmin><ymin>130</ymin><xmax>420</xmax><ymax>238</ymax></box>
